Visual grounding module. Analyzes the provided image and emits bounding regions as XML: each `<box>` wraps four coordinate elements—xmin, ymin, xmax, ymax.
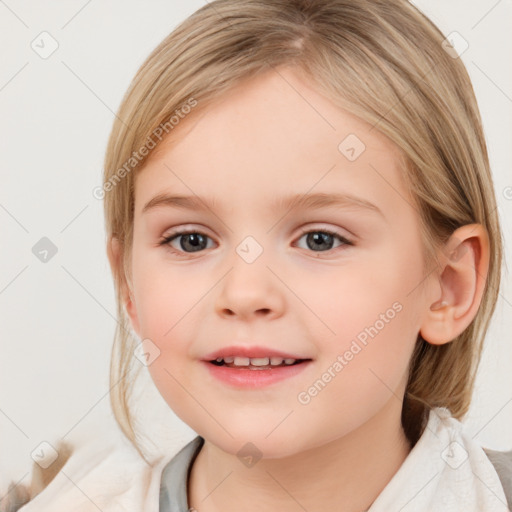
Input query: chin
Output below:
<box><xmin>197</xmin><ymin>424</ymin><xmax>312</xmax><ymax>461</ymax></box>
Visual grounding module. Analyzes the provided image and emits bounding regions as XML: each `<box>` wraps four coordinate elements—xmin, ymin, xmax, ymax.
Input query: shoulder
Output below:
<box><xmin>483</xmin><ymin>447</ymin><xmax>512</xmax><ymax>484</ymax></box>
<box><xmin>483</xmin><ymin>447</ymin><xmax>512</xmax><ymax>509</ymax></box>
<box><xmin>1</xmin><ymin>439</ymin><xmax>74</xmax><ymax>512</ymax></box>
<box><xmin>0</xmin><ymin>433</ymin><xmax>157</xmax><ymax>512</ymax></box>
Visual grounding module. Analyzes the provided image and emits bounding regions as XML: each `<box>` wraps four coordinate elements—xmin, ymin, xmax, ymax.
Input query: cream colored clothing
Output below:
<box><xmin>9</xmin><ymin>407</ymin><xmax>512</xmax><ymax>511</ymax></box>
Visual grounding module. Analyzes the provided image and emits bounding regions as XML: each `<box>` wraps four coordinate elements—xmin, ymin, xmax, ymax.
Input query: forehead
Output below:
<box><xmin>134</xmin><ymin>66</ymin><xmax>412</xmax><ymax>218</ymax></box>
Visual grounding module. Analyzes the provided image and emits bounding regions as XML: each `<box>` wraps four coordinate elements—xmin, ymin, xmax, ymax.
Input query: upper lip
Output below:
<box><xmin>202</xmin><ymin>345</ymin><xmax>311</xmax><ymax>361</ymax></box>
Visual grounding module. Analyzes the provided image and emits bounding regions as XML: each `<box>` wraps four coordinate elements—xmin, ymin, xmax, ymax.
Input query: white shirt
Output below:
<box><xmin>15</xmin><ymin>407</ymin><xmax>510</xmax><ymax>511</ymax></box>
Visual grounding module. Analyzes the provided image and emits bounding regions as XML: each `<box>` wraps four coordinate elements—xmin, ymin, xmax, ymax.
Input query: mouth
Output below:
<box><xmin>209</xmin><ymin>356</ymin><xmax>312</xmax><ymax>370</ymax></box>
<box><xmin>203</xmin><ymin>355</ymin><xmax>313</xmax><ymax>388</ymax></box>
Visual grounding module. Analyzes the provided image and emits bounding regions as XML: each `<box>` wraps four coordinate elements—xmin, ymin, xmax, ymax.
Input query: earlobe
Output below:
<box><xmin>420</xmin><ymin>224</ymin><xmax>490</xmax><ymax>346</ymax></box>
<box><xmin>107</xmin><ymin>236</ymin><xmax>141</xmax><ymax>335</ymax></box>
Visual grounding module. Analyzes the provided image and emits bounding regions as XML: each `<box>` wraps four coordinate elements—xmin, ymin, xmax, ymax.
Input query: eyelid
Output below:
<box><xmin>160</xmin><ymin>224</ymin><xmax>214</xmax><ymax>242</ymax></box>
<box><xmin>295</xmin><ymin>224</ymin><xmax>353</xmax><ymax>244</ymax></box>
<box><xmin>160</xmin><ymin>225</ymin><xmax>353</xmax><ymax>244</ymax></box>
<box><xmin>159</xmin><ymin>226</ymin><xmax>215</xmax><ymax>247</ymax></box>
<box><xmin>160</xmin><ymin>223</ymin><xmax>354</xmax><ymax>257</ymax></box>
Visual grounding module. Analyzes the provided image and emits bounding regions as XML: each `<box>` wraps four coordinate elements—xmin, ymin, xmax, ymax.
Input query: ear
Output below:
<box><xmin>420</xmin><ymin>223</ymin><xmax>490</xmax><ymax>345</ymax></box>
<box><xmin>107</xmin><ymin>236</ymin><xmax>141</xmax><ymax>336</ymax></box>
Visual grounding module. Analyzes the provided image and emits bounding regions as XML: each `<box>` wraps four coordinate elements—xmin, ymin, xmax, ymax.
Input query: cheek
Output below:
<box><xmin>298</xmin><ymin>240</ymin><xmax>424</xmax><ymax>345</ymax></box>
<box><xmin>133</xmin><ymin>263</ymin><xmax>202</xmax><ymax>409</ymax></box>
<box><xmin>130</xmin><ymin>250</ymin><xmax>221</xmax><ymax>368</ymax></box>
<box><xmin>131</xmin><ymin>243</ymin><xmax>201</xmax><ymax>336</ymax></box>
<box><xmin>294</xmin><ymin>289</ymin><xmax>419</xmax><ymax>442</ymax></box>
<box><xmin>293</xmin><ymin>237</ymin><xmax>424</xmax><ymax>392</ymax></box>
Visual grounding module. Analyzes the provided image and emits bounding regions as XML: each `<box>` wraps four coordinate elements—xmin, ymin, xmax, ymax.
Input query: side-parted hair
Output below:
<box><xmin>102</xmin><ymin>0</ymin><xmax>504</xmax><ymax>463</ymax></box>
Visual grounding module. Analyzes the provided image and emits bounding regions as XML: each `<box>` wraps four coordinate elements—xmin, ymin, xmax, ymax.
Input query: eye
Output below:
<box><xmin>294</xmin><ymin>228</ymin><xmax>353</xmax><ymax>253</ymax></box>
<box><xmin>159</xmin><ymin>230</ymin><xmax>215</xmax><ymax>255</ymax></box>
<box><xmin>159</xmin><ymin>227</ymin><xmax>353</xmax><ymax>256</ymax></box>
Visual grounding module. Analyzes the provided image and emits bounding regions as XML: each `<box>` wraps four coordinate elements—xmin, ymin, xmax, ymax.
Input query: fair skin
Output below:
<box><xmin>108</xmin><ymin>66</ymin><xmax>489</xmax><ymax>512</ymax></box>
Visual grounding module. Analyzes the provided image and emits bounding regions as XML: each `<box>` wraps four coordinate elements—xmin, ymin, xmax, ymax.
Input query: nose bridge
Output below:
<box><xmin>215</xmin><ymin>232</ymin><xmax>284</xmax><ymax>318</ymax></box>
<box><xmin>235</xmin><ymin>234</ymin><xmax>266</xmax><ymax>266</ymax></box>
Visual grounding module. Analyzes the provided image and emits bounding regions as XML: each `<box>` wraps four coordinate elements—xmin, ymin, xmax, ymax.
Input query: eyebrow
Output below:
<box><xmin>142</xmin><ymin>192</ymin><xmax>384</xmax><ymax>218</ymax></box>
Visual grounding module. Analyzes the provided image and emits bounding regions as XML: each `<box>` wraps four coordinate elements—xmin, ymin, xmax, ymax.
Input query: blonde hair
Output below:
<box><xmin>102</xmin><ymin>0</ymin><xmax>504</xmax><ymax>462</ymax></box>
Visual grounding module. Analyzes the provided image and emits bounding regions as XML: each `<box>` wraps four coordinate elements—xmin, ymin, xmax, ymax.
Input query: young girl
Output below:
<box><xmin>4</xmin><ymin>0</ymin><xmax>511</xmax><ymax>510</ymax></box>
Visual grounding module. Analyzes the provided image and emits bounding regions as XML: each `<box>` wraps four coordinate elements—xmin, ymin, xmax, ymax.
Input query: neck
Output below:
<box><xmin>188</xmin><ymin>399</ymin><xmax>412</xmax><ymax>512</ymax></box>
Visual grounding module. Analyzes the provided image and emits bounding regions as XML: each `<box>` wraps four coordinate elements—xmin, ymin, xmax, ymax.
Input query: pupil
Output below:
<box><xmin>181</xmin><ymin>233</ymin><xmax>206</xmax><ymax>252</ymax></box>
<box><xmin>307</xmin><ymin>232</ymin><xmax>333</xmax><ymax>251</ymax></box>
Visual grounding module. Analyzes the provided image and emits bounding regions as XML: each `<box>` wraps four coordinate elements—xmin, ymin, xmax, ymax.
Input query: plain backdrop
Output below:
<box><xmin>1</xmin><ymin>0</ymin><xmax>511</xmax><ymax>482</ymax></box>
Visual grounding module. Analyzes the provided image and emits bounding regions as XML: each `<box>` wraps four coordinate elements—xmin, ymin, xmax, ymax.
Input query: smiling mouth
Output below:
<box><xmin>210</xmin><ymin>356</ymin><xmax>311</xmax><ymax>369</ymax></box>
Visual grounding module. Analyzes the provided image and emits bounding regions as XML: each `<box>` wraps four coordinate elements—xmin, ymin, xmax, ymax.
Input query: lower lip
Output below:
<box><xmin>202</xmin><ymin>360</ymin><xmax>312</xmax><ymax>388</ymax></box>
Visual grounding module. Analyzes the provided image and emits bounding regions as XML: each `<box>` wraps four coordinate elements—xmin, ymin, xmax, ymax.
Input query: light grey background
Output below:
<box><xmin>1</xmin><ymin>0</ymin><xmax>511</xmax><ymax>482</ymax></box>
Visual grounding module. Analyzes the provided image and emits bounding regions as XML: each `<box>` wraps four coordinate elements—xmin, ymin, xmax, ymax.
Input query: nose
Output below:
<box><xmin>214</xmin><ymin>250</ymin><xmax>286</xmax><ymax>322</ymax></box>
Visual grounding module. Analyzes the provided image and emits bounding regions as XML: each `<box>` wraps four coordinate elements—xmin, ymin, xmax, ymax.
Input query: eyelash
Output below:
<box><xmin>159</xmin><ymin>227</ymin><xmax>354</xmax><ymax>257</ymax></box>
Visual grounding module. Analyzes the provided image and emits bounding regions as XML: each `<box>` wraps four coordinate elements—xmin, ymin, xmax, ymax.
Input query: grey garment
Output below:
<box><xmin>158</xmin><ymin>436</ymin><xmax>512</xmax><ymax>512</ymax></box>
<box><xmin>159</xmin><ymin>436</ymin><xmax>204</xmax><ymax>512</ymax></box>
<box><xmin>484</xmin><ymin>448</ymin><xmax>512</xmax><ymax>511</ymax></box>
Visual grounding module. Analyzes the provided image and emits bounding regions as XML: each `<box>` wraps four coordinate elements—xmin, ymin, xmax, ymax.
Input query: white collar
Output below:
<box><xmin>18</xmin><ymin>407</ymin><xmax>508</xmax><ymax>511</ymax></box>
<box><xmin>368</xmin><ymin>407</ymin><xmax>508</xmax><ymax>511</ymax></box>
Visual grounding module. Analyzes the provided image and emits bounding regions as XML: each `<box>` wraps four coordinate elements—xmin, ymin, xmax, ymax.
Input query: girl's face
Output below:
<box><xmin>126</xmin><ymin>66</ymin><xmax>434</xmax><ymax>457</ymax></box>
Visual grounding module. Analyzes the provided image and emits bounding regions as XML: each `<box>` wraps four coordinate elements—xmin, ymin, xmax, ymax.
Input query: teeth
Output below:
<box><xmin>233</xmin><ymin>356</ymin><xmax>250</xmax><ymax>366</ymax></box>
<box><xmin>249</xmin><ymin>357</ymin><xmax>270</xmax><ymax>366</ymax></box>
<box><xmin>215</xmin><ymin>356</ymin><xmax>298</xmax><ymax>366</ymax></box>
